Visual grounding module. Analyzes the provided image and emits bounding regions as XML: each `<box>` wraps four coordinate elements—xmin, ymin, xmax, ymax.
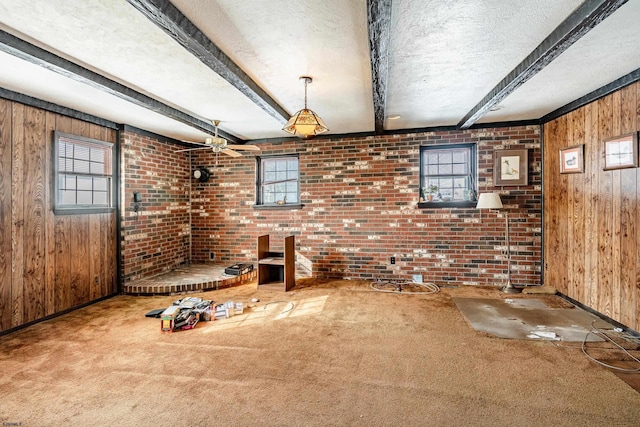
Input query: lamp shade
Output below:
<box><xmin>283</xmin><ymin>76</ymin><xmax>329</xmax><ymax>139</ymax></box>
<box><xmin>475</xmin><ymin>193</ymin><xmax>503</xmax><ymax>209</ymax></box>
<box><xmin>282</xmin><ymin>108</ymin><xmax>329</xmax><ymax>139</ymax></box>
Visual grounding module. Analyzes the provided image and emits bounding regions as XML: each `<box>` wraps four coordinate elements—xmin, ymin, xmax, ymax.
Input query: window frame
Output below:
<box><xmin>418</xmin><ymin>143</ymin><xmax>477</xmax><ymax>209</ymax></box>
<box><xmin>254</xmin><ymin>154</ymin><xmax>302</xmax><ymax>210</ymax></box>
<box><xmin>52</xmin><ymin>131</ymin><xmax>115</xmax><ymax>215</ymax></box>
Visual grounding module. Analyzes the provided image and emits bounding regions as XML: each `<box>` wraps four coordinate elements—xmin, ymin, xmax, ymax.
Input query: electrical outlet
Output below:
<box><xmin>390</xmin><ymin>256</ymin><xmax>395</xmax><ymax>264</ymax></box>
<box><xmin>209</xmin><ymin>252</ymin><xmax>215</xmax><ymax>260</ymax></box>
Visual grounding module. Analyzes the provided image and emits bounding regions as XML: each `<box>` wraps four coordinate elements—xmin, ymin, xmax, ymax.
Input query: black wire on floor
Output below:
<box><xmin>370</xmin><ymin>279</ymin><xmax>440</xmax><ymax>295</ymax></box>
<box><xmin>582</xmin><ymin>320</ymin><xmax>640</xmax><ymax>372</ymax></box>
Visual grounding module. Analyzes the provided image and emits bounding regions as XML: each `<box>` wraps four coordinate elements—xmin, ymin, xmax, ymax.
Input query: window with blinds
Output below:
<box><xmin>419</xmin><ymin>143</ymin><xmax>477</xmax><ymax>207</ymax></box>
<box><xmin>53</xmin><ymin>131</ymin><xmax>114</xmax><ymax>214</ymax></box>
<box><xmin>256</xmin><ymin>155</ymin><xmax>300</xmax><ymax>206</ymax></box>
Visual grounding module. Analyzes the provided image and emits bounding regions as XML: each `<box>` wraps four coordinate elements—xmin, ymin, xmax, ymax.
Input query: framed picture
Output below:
<box><xmin>494</xmin><ymin>149</ymin><xmax>528</xmax><ymax>186</ymax></box>
<box><xmin>603</xmin><ymin>132</ymin><xmax>638</xmax><ymax>170</ymax></box>
<box><xmin>559</xmin><ymin>144</ymin><xmax>584</xmax><ymax>174</ymax></box>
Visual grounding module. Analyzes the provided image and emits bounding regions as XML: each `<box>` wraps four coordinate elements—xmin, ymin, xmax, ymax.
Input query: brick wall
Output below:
<box><xmin>188</xmin><ymin>125</ymin><xmax>542</xmax><ymax>286</ymax></box>
<box><xmin>120</xmin><ymin>130</ymin><xmax>190</xmax><ymax>283</ymax></box>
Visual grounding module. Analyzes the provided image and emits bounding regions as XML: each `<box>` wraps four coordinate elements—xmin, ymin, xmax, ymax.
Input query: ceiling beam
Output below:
<box><xmin>0</xmin><ymin>87</ymin><xmax>119</xmax><ymax>129</ymax></box>
<box><xmin>458</xmin><ymin>0</ymin><xmax>628</xmax><ymax>129</ymax></box>
<box><xmin>126</xmin><ymin>0</ymin><xmax>290</xmax><ymax>126</ymax></box>
<box><xmin>0</xmin><ymin>30</ymin><xmax>241</xmax><ymax>142</ymax></box>
<box><xmin>367</xmin><ymin>0</ymin><xmax>393</xmax><ymax>134</ymax></box>
<box><xmin>541</xmin><ymin>66</ymin><xmax>640</xmax><ymax>123</ymax></box>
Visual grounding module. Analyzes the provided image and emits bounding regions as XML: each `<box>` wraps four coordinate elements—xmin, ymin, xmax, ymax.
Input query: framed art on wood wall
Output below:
<box><xmin>603</xmin><ymin>132</ymin><xmax>638</xmax><ymax>170</ymax></box>
<box><xmin>494</xmin><ymin>149</ymin><xmax>528</xmax><ymax>186</ymax></box>
<box><xmin>559</xmin><ymin>144</ymin><xmax>584</xmax><ymax>174</ymax></box>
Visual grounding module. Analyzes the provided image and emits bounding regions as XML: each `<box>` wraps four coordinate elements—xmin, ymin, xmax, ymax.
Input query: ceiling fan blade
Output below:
<box><xmin>227</xmin><ymin>144</ymin><xmax>261</xmax><ymax>151</ymax></box>
<box><xmin>221</xmin><ymin>148</ymin><xmax>243</xmax><ymax>158</ymax></box>
<box><xmin>174</xmin><ymin>146</ymin><xmax>212</xmax><ymax>153</ymax></box>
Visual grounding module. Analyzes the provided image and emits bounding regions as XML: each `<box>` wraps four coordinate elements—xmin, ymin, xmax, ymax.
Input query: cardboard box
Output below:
<box><xmin>234</xmin><ymin>302</ymin><xmax>244</xmax><ymax>315</ymax></box>
<box><xmin>160</xmin><ymin>305</ymin><xmax>181</xmax><ymax>332</ymax></box>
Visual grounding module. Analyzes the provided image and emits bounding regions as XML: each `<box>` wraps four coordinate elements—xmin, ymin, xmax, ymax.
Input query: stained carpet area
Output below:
<box><xmin>1</xmin><ymin>280</ymin><xmax>639</xmax><ymax>426</ymax></box>
<box><xmin>453</xmin><ymin>296</ymin><xmax>612</xmax><ymax>342</ymax></box>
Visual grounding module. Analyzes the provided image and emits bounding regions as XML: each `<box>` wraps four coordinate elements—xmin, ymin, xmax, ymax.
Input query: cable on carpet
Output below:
<box><xmin>370</xmin><ymin>278</ymin><xmax>440</xmax><ymax>294</ymax></box>
<box><xmin>263</xmin><ymin>300</ymin><xmax>295</xmax><ymax>314</ymax></box>
<box><xmin>581</xmin><ymin>320</ymin><xmax>640</xmax><ymax>372</ymax></box>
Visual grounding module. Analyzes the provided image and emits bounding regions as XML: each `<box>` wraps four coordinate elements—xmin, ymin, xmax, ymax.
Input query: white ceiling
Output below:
<box><xmin>0</xmin><ymin>0</ymin><xmax>638</xmax><ymax>143</ymax></box>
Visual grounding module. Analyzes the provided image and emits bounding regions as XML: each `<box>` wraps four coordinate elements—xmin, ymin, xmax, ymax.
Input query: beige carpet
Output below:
<box><xmin>1</xmin><ymin>279</ymin><xmax>639</xmax><ymax>426</ymax></box>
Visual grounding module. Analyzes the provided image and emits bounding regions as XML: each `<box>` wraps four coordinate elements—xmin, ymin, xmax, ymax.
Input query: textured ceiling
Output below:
<box><xmin>0</xmin><ymin>0</ymin><xmax>638</xmax><ymax>143</ymax></box>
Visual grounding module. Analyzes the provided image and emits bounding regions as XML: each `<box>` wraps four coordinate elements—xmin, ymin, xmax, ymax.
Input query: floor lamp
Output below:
<box><xmin>476</xmin><ymin>193</ymin><xmax>521</xmax><ymax>294</ymax></box>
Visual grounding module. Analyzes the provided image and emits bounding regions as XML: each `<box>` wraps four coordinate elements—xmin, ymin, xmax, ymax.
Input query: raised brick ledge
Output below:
<box><xmin>122</xmin><ymin>264</ymin><xmax>257</xmax><ymax>296</ymax></box>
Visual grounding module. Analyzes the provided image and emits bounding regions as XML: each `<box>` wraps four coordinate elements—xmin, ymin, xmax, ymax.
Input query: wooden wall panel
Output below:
<box><xmin>44</xmin><ymin>111</ymin><xmax>56</xmax><ymax>316</ymax></box>
<box><xmin>11</xmin><ymin>103</ymin><xmax>25</xmax><ymax>328</ymax></box>
<box><xmin>620</xmin><ymin>85</ymin><xmax>637</xmax><ymax>327</ymax></box>
<box><xmin>88</xmin><ymin>124</ymin><xmax>103</xmax><ymax>300</ymax></box>
<box><xmin>53</xmin><ymin>115</ymin><xmax>73</xmax><ymax>314</ymax></box>
<box><xmin>54</xmin><ymin>215</ymin><xmax>71</xmax><ymax>312</ymax></box>
<box><xmin>70</xmin><ymin>215</ymin><xmax>90</xmax><ymax>305</ymax></box>
<box><xmin>0</xmin><ymin>99</ymin><xmax>11</xmax><ymax>331</ymax></box>
<box><xmin>0</xmin><ymin>98</ymin><xmax>118</xmax><ymax>333</ymax></box>
<box><xmin>107</xmin><ymin>212</ymin><xmax>117</xmax><ymax>295</ymax></box>
<box><xmin>637</xmin><ymin>83</ymin><xmax>640</xmax><ymax>332</ymax></box>
<box><xmin>610</xmin><ymin>91</ymin><xmax>622</xmax><ymax>321</ymax></box>
<box><xmin>597</xmin><ymin>95</ymin><xmax>613</xmax><ymax>319</ymax></box>
<box><xmin>89</xmin><ymin>214</ymin><xmax>101</xmax><ymax>300</ymax></box>
<box><xmin>22</xmin><ymin>106</ymin><xmax>46</xmax><ymax>322</ymax></box>
<box><xmin>544</xmin><ymin>118</ymin><xmax>560</xmax><ymax>292</ymax></box>
<box><xmin>570</xmin><ymin>107</ymin><xmax>585</xmax><ymax>303</ymax></box>
<box><xmin>544</xmin><ymin>82</ymin><xmax>640</xmax><ymax>332</ymax></box>
<box><xmin>553</xmin><ymin>116</ymin><xmax>569</xmax><ymax>293</ymax></box>
<box><xmin>584</xmin><ymin>102</ymin><xmax>599</xmax><ymax>309</ymax></box>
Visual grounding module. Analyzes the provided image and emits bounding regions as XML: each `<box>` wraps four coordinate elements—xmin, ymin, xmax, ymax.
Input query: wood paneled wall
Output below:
<box><xmin>0</xmin><ymin>98</ymin><xmax>118</xmax><ymax>333</ymax></box>
<box><xmin>544</xmin><ymin>82</ymin><xmax>640</xmax><ymax>332</ymax></box>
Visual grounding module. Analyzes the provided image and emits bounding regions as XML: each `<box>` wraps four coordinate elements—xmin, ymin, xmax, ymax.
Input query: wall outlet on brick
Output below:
<box><xmin>390</xmin><ymin>256</ymin><xmax>395</xmax><ymax>264</ymax></box>
<box><xmin>209</xmin><ymin>252</ymin><xmax>215</xmax><ymax>260</ymax></box>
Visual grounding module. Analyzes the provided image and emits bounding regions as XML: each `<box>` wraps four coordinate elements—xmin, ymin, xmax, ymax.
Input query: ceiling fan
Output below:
<box><xmin>175</xmin><ymin>120</ymin><xmax>260</xmax><ymax>158</ymax></box>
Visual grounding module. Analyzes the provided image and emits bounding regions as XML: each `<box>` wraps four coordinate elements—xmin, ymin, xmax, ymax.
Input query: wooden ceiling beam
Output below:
<box><xmin>367</xmin><ymin>0</ymin><xmax>393</xmax><ymax>134</ymax></box>
<box><xmin>0</xmin><ymin>29</ymin><xmax>241</xmax><ymax>142</ymax></box>
<box><xmin>458</xmin><ymin>0</ymin><xmax>628</xmax><ymax>129</ymax></box>
<box><xmin>126</xmin><ymin>0</ymin><xmax>290</xmax><ymax>126</ymax></box>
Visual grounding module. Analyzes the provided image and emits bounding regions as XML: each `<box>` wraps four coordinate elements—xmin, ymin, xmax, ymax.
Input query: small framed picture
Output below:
<box><xmin>603</xmin><ymin>133</ymin><xmax>638</xmax><ymax>170</ymax></box>
<box><xmin>494</xmin><ymin>149</ymin><xmax>528</xmax><ymax>186</ymax></box>
<box><xmin>559</xmin><ymin>144</ymin><xmax>584</xmax><ymax>174</ymax></box>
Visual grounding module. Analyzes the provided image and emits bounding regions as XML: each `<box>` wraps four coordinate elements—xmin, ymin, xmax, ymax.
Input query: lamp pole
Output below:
<box><xmin>501</xmin><ymin>211</ymin><xmax>520</xmax><ymax>293</ymax></box>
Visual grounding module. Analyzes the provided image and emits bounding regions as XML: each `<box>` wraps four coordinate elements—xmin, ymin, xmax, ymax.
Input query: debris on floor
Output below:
<box><xmin>224</xmin><ymin>263</ymin><xmax>254</xmax><ymax>276</ymax></box>
<box><xmin>160</xmin><ymin>297</ymin><xmax>215</xmax><ymax>332</ymax></box>
<box><xmin>153</xmin><ymin>297</ymin><xmax>251</xmax><ymax>332</ymax></box>
<box><xmin>214</xmin><ymin>301</ymin><xmax>244</xmax><ymax>319</ymax></box>
<box><xmin>522</xmin><ymin>285</ymin><xmax>557</xmax><ymax>295</ymax></box>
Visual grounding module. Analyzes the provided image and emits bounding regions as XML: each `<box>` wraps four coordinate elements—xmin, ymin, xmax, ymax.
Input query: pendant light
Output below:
<box><xmin>283</xmin><ymin>76</ymin><xmax>329</xmax><ymax>139</ymax></box>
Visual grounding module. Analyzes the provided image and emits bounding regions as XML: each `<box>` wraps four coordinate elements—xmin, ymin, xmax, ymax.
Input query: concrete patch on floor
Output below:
<box><xmin>453</xmin><ymin>297</ymin><xmax>613</xmax><ymax>342</ymax></box>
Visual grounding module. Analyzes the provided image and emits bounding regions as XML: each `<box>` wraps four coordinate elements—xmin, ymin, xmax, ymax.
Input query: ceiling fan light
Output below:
<box><xmin>283</xmin><ymin>108</ymin><xmax>329</xmax><ymax>139</ymax></box>
<box><xmin>205</xmin><ymin>136</ymin><xmax>226</xmax><ymax>146</ymax></box>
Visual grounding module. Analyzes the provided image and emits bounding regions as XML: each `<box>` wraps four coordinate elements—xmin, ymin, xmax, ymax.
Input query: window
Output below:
<box><xmin>419</xmin><ymin>143</ymin><xmax>476</xmax><ymax>207</ymax></box>
<box><xmin>256</xmin><ymin>155</ymin><xmax>300</xmax><ymax>208</ymax></box>
<box><xmin>53</xmin><ymin>131</ymin><xmax>114</xmax><ymax>214</ymax></box>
